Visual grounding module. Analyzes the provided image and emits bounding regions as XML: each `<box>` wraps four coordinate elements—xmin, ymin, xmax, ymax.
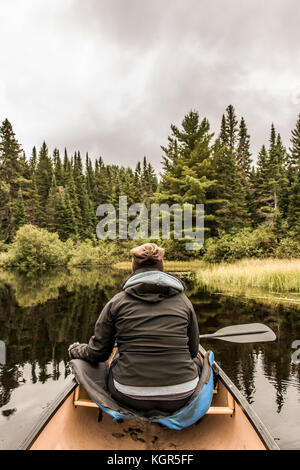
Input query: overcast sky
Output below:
<box><xmin>0</xmin><ymin>0</ymin><xmax>299</xmax><ymax>172</ymax></box>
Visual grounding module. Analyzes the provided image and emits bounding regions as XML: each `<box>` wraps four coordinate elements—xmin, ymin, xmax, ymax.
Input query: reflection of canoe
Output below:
<box><xmin>20</xmin><ymin>346</ymin><xmax>279</xmax><ymax>450</ymax></box>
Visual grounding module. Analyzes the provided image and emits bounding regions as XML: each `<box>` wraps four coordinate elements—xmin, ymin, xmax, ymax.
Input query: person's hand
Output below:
<box><xmin>68</xmin><ymin>342</ymin><xmax>80</xmax><ymax>358</ymax></box>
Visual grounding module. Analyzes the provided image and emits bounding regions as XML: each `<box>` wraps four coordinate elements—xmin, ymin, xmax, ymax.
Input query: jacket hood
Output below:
<box><xmin>122</xmin><ymin>269</ymin><xmax>185</xmax><ymax>303</ymax></box>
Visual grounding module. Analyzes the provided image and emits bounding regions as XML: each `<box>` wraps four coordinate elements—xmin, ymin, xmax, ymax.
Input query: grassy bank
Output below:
<box><xmin>196</xmin><ymin>258</ymin><xmax>300</xmax><ymax>292</ymax></box>
<box><xmin>114</xmin><ymin>260</ymin><xmax>204</xmax><ymax>271</ymax></box>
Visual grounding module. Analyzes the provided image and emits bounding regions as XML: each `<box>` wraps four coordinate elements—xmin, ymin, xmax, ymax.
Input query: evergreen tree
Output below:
<box><xmin>56</xmin><ymin>192</ymin><xmax>78</xmax><ymax>241</ymax></box>
<box><xmin>225</xmin><ymin>105</ymin><xmax>238</xmax><ymax>152</ymax></box>
<box><xmin>25</xmin><ymin>173</ymin><xmax>41</xmax><ymax>226</ymax></box>
<box><xmin>133</xmin><ymin>161</ymin><xmax>143</xmax><ymax>201</ymax></box>
<box><xmin>219</xmin><ymin>114</ymin><xmax>228</xmax><ymax>146</ymax></box>
<box><xmin>36</xmin><ymin>141</ymin><xmax>53</xmax><ymax>225</ymax></box>
<box><xmin>29</xmin><ymin>146</ymin><xmax>37</xmax><ymax>176</ymax></box>
<box><xmin>236</xmin><ymin>117</ymin><xmax>252</xmax><ymax>184</ymax></box>
<box><xmin>45</xmin><ymin>175</ymin><xmax>59</xmax><ymax>232</ymax></box>
<box><xmin>287</xmin><ymin>171</ymin><xmax>300</xmax><ymax>233</ymax></box>
<box><xmin>211</xmin><ymin>136</ymin><xmax>248</xmax><ymax>233</ymax></box>
<box><xmin>252</xmin><ymin>145</ymin><xmax>270</xmax><ymax>224</ymax></box>
<box><xmin>64</xmin><ymin>155</ymin><xmax>82</xmax><ymax>230</ymax></box>
<box><xmin>53</xmin><ymin>148</ymin><xmax>64</xmax><ymax>186</ymax></box>
<box><xmin>289</xmin><ymin>113</ymin><xmax>300</xmax><ymax>170</ymax></box>
<box><xmin>13</xmin><ymin>188</ymin><xmax>28</xmax><ymax>233</ymax></box>
<box><xmin>143</xmin><ymin>158</ymin><xmax>158</xmax><ymax>197</ymax></box>
<box><xmin>0</xmin><ymin>119</ymin><xmax>24</xmax><ymax>240</ymax></box>
<box><xmin>0</xmin><ymin>119</ymin><xmax>23</xmax><ymax>192</ymax></box>
<box><xmin>73</xmin><ymin>151</ymin><xmax>92</xmax><ymax>238</ymax></box>
<box><xmin>158</xmin><ymin>110</ymin><xmax>216</xmax><ymax>241</ymax></box>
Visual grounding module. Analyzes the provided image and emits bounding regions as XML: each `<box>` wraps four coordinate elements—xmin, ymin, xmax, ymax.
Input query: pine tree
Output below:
<box><xmin>287</xmin><ymin>171</ymin><xmax>300</xmax><ymax>233</ymax></box>
<box><xmin>56</xmin><ymin>192</ymin><xmax>78</xmax><ymax>241</ymax></box>
<box><xmin>29</xmin><ymin>146</ymin><xmax>37</xmax><ymax>176</ymax></box>
<box><xmin>53</xmin><ymin>148</ymin><xmax>64</xmax><ymax>186</ymax></box>
<box><xmin>252</xmin><ymin>145</ymin><xmax>270</xmax><ymax>224</ymax></box>
<box><xmin>236</xmin><ymin>117</ymin><xmax>252</xmax><ymax>184</ymax></box>
<box><xmin>289</xmin><ymin>113</ymin><xmax>300</xmax><ymax>170</ymax></box>
<box><xmin>0</xmin><ymin>119</ymin><xmax>23</xmax><ymax>192</ymax></box>
<box><xmin>209</xmin><ymin>106</ymin><xmax>249</xmax><ymax>233</ymax></box>
<box><xmin>286</xmin><ymin>115</ymin><xmax>300</xmax><ymax>232</ymax></box>
<box><xmin>268</xmin><ymin>130</ymin><xmax>287</xmax><ymax>224</ymax></box>
<box><xmin>36</xmin><ymin>142</ymin><xmax>53</xmax><ymax>225</ymax></box>
<box><xmin>13</xmin><ymin>188</ymin><xmax>28</xmax><ymax>234</ymax></box>
<box><xmin>252</xmin><ymin>126</ymin><xmax>287</xmax><ymax>227</ymax></box>
<box><xmin>0</xmin><ymin>119</ymin><xmax>24</xmax><ymax>240</ymax></box>
<box><xmin>85</xmin><ymin>153</ymin><xmax>95</xmax><ymax>202</ymax></box>
<box><xmin>211</xmin><ymin>136</ymin><xmax>248</xmax><ymax>233</ymax></box>
<box><xmin>133</xmin><ymin>161</ymin><xmax>143</xmax><ymax>201</ymax></box>
<box><xmin>25</xmin><ymin>173</ymin><xmax>41</xmax><ymax>225</ymax></box>
<box><xmin>225</xmin><ymin>105</ymin><xmax>238</xmax><ymax>152</ymax></box>
<box><xmin>219</xmin><ymin>114</ymin><xmax>228</xmax><ymax>146</ymax></box>
<box><xmin>158</xmin><ymin>110</ymin><xmax>216</xmax><ymax>241</ymax></box>
<box><xmin>45</xmin><ymin>175</ymin><xmax>60</xmax><ymax>232</ymax></box>
<box><xmin>64</xmin><ymin>155</ymin><xmax>82</xmax><ymax>230</ymax></box>
<box><xmin>73</xmin><ymin>151</ymin><xmax>92</xmax><ymax>238</ymax></box>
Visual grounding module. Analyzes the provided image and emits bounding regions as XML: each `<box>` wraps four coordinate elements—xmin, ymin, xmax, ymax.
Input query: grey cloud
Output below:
<box><xmin>1</xmin><ymin>0</ymin><xmax>299</xmax><ymax>171</ymax></box>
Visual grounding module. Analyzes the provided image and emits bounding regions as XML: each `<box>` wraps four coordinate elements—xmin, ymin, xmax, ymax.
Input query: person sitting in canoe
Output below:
<box><xmin>68</xmin><ymin>243</ymin><xmax>201</xmax><ymax>413</ymax></box>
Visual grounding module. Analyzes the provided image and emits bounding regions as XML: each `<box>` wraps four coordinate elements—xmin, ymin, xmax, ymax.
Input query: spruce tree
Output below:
<box><xmin>158</xmin><ymin>110</ymin><xmax>216</xmax><ymax>242</ymax></box>
<box><xmin>73</xmin><ymin>151</ymin><xmax>91</xmax><ymax>238</ymax></box>
<box><xmin>252</xmin><ymin>145</ymin><xmax>270</xmax><ymax>224</ymax></box>
<box><xmin>210</xmin><ymin>107</ymin><xmax>249</xmax><ymax>233</ymax></box>
<box><xmin>13</xmin><ymin>188</ymin><xmax>28</xmax><ymax>234</ymax></box>
<box><xmin>64</xmin><ymin>155</ymin><xmax>82</xmax><ymax>231</ymax></box>
<box><xmin>53</xmin><ymin>148</ymin><xmax>64</xmax><ymax>186</ymax></box>
<box><xmin>287</xmin><ymin>171</ymin><xmax>300</xmax><ymax>233</ymax></box>
<box><xmin>36</xmin><ymin>141</ymin><xmax>53</xmax><ymax>225</ymax></box>
<box><xmin>45</xmin><ymin>175</ymin><xmax>59</xmax><ymax>232</ymax></box>
<box><xmin>225</xmin><ymin>105</ymin><xmax>238</xmax><ymax>152</ymax></box>
<box><xmin>211</xmin><ymin>136</ymin><xmax>248</xmax><ymax>233</ymax></box>
<box><xmin>0</xmin><ymin>119</ymin><xmax>23</xmax><ymax>192</ymax></box>
<box><xmin>0</xmin><ymin>119</ymin><xmax>24</xmax><ymax>240</ymax></box>
<box><xmin>29</xmin><ymin>146</ymin><xmax>37</xmax><ymax>176</ymax></box>
<box><xmin>236</xmin><ymin>117</ymin><xmax>252</xmax><ymax>184</ymax></box>
<box><xmin>56</xmin><ymin>192</ymin><xmax>78</xmax><ymax>241</ymax></box>
<box><xmin>289</xmin><ymin>113</ymin><xmax>300</xmax><ymax>170</ymax></box>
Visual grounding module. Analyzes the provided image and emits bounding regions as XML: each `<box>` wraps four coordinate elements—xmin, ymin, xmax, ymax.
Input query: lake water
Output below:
<box><xmin>0</xmin><ymin>267</ymin><xmax>299</xmax><ymax>450</ymax></box>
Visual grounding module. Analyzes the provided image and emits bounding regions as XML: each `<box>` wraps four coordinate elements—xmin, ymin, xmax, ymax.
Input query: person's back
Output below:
<box><xmin>69</xmin><ymin>243</ymin><xmax>200</xmax><ymax>412</ymax></box>
<box><xmin>111</xmin><ymin>268</ymin><xmax>199</xmax><ymax>387</ymax></box>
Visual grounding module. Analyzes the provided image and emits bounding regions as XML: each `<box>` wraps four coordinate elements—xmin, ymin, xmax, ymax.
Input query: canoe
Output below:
<box><xmin>19</xmin><ymin>345</ymin><xmax>279</xmax><ymax>450</ymax></box>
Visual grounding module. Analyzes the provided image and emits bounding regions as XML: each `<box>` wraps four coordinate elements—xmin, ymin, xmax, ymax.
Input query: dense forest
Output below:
<box><xmin>0</xmin><ymin>105</ymin><xmax>300</xmax><ymax>263</ymax></box>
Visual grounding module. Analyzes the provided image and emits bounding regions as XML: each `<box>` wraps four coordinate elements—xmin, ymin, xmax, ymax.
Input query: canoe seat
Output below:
<box><xmin>73</xmin><ymin>381</ymin><xmax>235</xmax><ymax>417</ymax></box>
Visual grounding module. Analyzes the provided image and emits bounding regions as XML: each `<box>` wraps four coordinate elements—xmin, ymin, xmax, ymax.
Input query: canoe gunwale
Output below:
<box><xmin>17</xmin><ymin>376</ymin><xmax>77</xmax><ymax>450</ymax></box>
<box><xmin>198</xmin><ymin>345</ymin><xmax>280</xmax><ymax>450</ymax></box>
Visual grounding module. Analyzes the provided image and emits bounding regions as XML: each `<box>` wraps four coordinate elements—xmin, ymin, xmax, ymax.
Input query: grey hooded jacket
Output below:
<box><xmin>70</xmin><ymin>268</ymin><xmax>199</xmax><ymax>387</ymax></box>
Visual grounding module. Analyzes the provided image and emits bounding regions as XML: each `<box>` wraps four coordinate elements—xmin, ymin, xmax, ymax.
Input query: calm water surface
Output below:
<box><xmin>0</xmin><ymin>267</ymin><xmax>299</xmax><ymax>449</ymax></box>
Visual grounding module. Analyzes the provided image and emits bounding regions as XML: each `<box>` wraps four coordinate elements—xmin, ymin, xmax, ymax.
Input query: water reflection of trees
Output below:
<box><xmin>0</xmin><ymin>268</ymin><xmax>131</xmax><ymax>408</ymax></box>
<box><xmin>187</xmin><ymin>277</ymin><xmax>300</xmax><ymax>412</ymax></box>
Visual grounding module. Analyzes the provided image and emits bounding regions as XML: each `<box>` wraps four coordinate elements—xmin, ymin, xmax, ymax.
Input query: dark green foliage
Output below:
<box><xmin>289</xmin><ymin>113</ymin><xmax>300</xmax><ymax>170</ymax></box>
<box><xmin>236</xmin><ymin>117</ymin><xmax>252</xmax><ymax>184</ymax></box>
<box><xmin>13</xmin><ymin>189</ymin><xmax>28</xmax><ymax>233</ymax></box>
<box><xmin>203</xmin><ymin>226</ymin><xmax>278</xmax><ymax>262</ymax></box>
<box><xmin>0</xmin><ymin>107</ymin><xmax>300</xmax><ymax>261</ymax></box>
<box><xmin>0</xmin><ymin>119</ymin><xmax>25</xmax><ymax>241</ymax></box>
<box><xmin>55</xmin><ymin>192</ymin><xmax>78</xmax><ymax>241</ymax></box>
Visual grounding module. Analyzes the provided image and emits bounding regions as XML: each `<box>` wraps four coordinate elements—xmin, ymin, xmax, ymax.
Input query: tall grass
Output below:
<box><xmin>114</xmin><ymin>260</ymin><xmax>205</xmax><ymax>271</ymax></box>
<box><xmin>196</xmin><ymin>258</ymin><xmax>300</xmax><ymax>292</ymax></box>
